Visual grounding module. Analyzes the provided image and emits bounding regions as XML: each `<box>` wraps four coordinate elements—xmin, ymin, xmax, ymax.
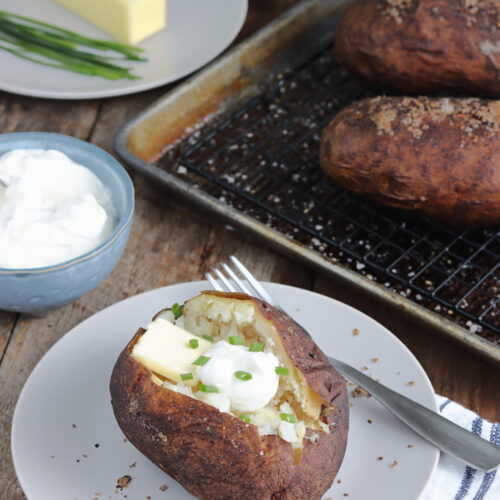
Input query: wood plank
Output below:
<box><xmin>314</xmin><ymin>275</ymin><xmax>500</xmax><ymax>422</ymax></box>
<box><xmin>236</xmin><ymin>0</ymin><xmax>302</xmax><ymax>41</ymax></box>
<box><xmin>0</xmin><ymin>311</ymin><xmax>17</xmax><ymax>362</ymax></box>
<box><xmin>0</xmin><ymin>93</ymin><xmax>100</xmax><ymax>137</ymax></box>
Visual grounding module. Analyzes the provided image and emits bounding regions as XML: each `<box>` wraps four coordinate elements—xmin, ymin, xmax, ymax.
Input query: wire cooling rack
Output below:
<box><xmin>156</xmin><ymin>41</ymin><xmax>500</xmax><ymax>345</ymax></box>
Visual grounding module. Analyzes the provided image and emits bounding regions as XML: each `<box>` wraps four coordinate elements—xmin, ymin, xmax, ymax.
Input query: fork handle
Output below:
<box><xmin>328</xmin><ymin>356</ymin><xmax>500</xmax><ymax>472</ymax></box>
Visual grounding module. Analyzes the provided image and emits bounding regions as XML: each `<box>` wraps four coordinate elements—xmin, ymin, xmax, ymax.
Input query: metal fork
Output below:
<box><xmin>206</xmin><ymin>255</ymin><xmax>500</xmax><ymax>472</ymax></box>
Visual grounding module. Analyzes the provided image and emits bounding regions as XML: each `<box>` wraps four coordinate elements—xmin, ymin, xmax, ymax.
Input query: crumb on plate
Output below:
<box><xmin>352</xmin><ymin>385</ymin><xmax>371</xmax><ymax>398</ymax></box>
<box><xmin>116</xmin><ymin>475</ymin><xmax>132</xmax><ymax>489</ymax></box>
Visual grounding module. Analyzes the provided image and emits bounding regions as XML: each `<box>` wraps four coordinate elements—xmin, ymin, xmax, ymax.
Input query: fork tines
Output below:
<box><xmin>205</xmin><ymin>255</ymin><xmax>278</xmax><ymax>308</ymax></box>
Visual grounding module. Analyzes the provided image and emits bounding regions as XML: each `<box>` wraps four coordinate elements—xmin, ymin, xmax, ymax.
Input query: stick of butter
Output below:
<box><xmin>55</xmin><ymin>0</ymin><xmax>167</xmax><ymax>45</ymax></box>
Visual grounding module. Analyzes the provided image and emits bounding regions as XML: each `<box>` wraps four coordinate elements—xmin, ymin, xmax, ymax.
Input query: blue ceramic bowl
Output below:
<box><xmin>0</xmin><ymin>133</ymin><xmax>134</xmax><ymax>316</ymax></box>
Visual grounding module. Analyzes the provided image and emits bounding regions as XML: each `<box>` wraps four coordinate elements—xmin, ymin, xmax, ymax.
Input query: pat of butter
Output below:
<box><xmin>55</xmin><ymin>0</ymin><xmax>167</xmax><ymax>45</ymax></box>
<box><xmin>132</xmin><ymin>318</ymin><xmax>211</xmax><ymax>385</ymax></box>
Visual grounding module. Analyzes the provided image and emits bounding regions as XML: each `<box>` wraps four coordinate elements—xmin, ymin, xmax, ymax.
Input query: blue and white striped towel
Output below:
<box><xmin>421</xmin><ymin>395</ymin><xmax>500</xmax><ymax>500</ymax></box>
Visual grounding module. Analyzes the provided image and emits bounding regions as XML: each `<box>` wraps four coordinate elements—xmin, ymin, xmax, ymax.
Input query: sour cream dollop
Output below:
<box><xmin>196</xmin><ymin>340</ymin><xmax>280</xmax><ymax>413</ymax></box>
<box><xmin>0</xmin><ymin>149</ymin><xmax>115</xmax><ymax>269</ymax></box>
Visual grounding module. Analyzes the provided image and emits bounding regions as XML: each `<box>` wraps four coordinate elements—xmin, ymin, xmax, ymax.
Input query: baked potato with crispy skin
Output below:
<box><xmin>319</xmin><ymin>96</ymin><xmax>500</xmax><ymax>226</ymax></box>
<box><xmin>110</xmin><ymin>291</ymin><xmax>349</xmax><ymax>500</ymax></box>
<box><xmin>334</xmin><ymin>0</ymin><xmax>500</xmax><ymax>96</ymax></box>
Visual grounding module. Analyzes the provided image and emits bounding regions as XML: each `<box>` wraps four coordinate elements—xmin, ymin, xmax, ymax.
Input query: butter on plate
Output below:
<box><xmin>55</xmin><ymin>0</ymin><xmax>167</xmax><ymax>45</ymax></box>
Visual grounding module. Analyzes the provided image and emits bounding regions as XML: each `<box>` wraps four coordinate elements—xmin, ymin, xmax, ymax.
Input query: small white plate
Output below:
<box><xmin>11</xmin><ymin>282</ymin><xmax>439</xmax><ymax>499</ymax></box>
<box><xmin>0</xmin><ymin>0</ymin><xmax>248</xmax><ymax>99</ymax></box>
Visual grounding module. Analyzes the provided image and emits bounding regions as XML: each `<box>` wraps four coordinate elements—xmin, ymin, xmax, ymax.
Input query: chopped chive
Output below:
<box><xmin>234</xmin><ymin>370</ymin><xmax>253</xmax><ymax>381</ymax></box>
<box><xmin>193</xmin><ymin>355</ymin><xmax>211</xmax><ymax>366</ymax></box>
<box><xmin>280</xmin><ymin>413</ymin><xmax>296</xmax><ymax>423</ymax></box>
<box><xmin>188</xmin><ymin>338</ymin><xmax>199</xmax><ymax>349</ymax></box>
<box><xmin>202</xmin><ymin>334</ymin><xmax>214</xmax><ymax>342</ymax></box>
<box><xmin>229</xmin><ymin>336</ymin><xmax>244</xmax><ymax>346</ymax></box>
<box><xmin>171</xmin><ymin>302</ymin><xmax>182</xmax><ymax>318</ymax></box>
<box><xmin>239</xmin><ymin>413</ymin><xmax>251</xmax><ymax>423</ymax></box>
<box><xmin>249</xmin><ymin>342</ymin><xmax>264</xmax><ymax>352</ymax></box>
<box><xmin>180</xmin><ymin>372</ymin><xmax>194</xmax><ymax>381</ymax></box>
<box><xmin>199</xmin><ymin>384</ymin><xmax>218</xmax><ymax>393</ymax></box>
<box><xmin>275</xmin><ymin>366</ymin><xmax>289</xmax><ymax>376</ymax></box>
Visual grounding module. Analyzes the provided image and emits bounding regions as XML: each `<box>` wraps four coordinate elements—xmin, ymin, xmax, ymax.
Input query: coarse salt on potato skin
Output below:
<box><xmin>334</xmin><ymin>0</ymin><xmax>500</xmax><ymax>96</ymax></box>
<box><xmin>110</xmin><ymin>292</ymin><xmax>349</xmax><ymax>500</ymax></box>
<box><xmin>319</xmin><ymin>96</ymin><xmax>500</xmax><ymax>226</ymax></box>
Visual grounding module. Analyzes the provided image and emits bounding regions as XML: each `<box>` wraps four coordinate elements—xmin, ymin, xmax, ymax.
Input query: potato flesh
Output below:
<box><xmin>156</xmin><ymin>294</ymin><xmax>328</xmax><ymax>445</ymax></box>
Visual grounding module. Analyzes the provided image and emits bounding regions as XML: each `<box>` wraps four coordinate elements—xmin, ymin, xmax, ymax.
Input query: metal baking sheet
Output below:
<box><xmin>115</xmin><ymin>0</ymin><xmax>500</xmax><ymax>364</ymax></box>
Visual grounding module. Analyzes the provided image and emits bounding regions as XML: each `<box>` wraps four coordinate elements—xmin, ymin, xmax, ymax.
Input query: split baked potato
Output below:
<box><xmin>110</xmin><ymin>291</ymin><xmax>349</xmax><ymax>500</ymax></box>
<box><xmin>319</xmin><ymin>96</ymin><xmax>500</xmax><ymax>226</ymax></box>
<box><xmin>334</xmin><ymin>0</ymin><xmax>500</xmax><ymax>96</ymax></box>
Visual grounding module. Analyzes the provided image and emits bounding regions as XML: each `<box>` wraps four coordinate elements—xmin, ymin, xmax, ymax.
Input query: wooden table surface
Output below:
<box><xmin>0</xmin><ymin>1</ymin><xmax>498</xmax><ymax>498</ymax></box>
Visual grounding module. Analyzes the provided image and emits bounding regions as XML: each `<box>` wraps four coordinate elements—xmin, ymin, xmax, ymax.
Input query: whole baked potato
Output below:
<box><xmin>319</xmin><ymin>96</ymin><xmax>500</xmax><ymax>226</ymax></box>
<box><xmin>334</xmin><ymin>0</ymin><xmax>500</xmax><ymax>96</ymax></box>
<box><xmin>110</xmin><ymin>291</ymin><xmax>349</xmax><ymax>499</ymax></box>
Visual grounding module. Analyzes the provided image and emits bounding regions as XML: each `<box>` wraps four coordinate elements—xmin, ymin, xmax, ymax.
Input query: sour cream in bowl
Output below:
<box><xmin>0</xmin><ymin>132</ymin><xmax>134</xmax><ymax>315</ymax></box>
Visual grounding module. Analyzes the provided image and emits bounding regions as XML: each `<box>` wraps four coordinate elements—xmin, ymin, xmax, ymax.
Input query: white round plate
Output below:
<box><xmin>0</xmin><ymin>0</ymin><xmax>248</xmax><ymax>99</ymax></box>
<box><xmin>12</xmin><ymin>282</ymin><xmax>439</xmax><ymax>500</ymax></box>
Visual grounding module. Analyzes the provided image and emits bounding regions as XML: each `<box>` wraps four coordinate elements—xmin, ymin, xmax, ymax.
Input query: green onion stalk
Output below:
<box><xmin>0</xmin><ymin>11</ymin><xmax>146</xmax><ymax>80</ymax></box>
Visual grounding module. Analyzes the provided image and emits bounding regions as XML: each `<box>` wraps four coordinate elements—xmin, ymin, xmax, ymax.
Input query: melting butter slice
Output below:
<box><xmin>55</xmin><ymin>0</ymin><xmax>167</xmax><ymax>45</ymax></box>
<box><xmin>132</xmin><ymin>318</ymin><xmax>211</xmax><ymax>385</ymax></box>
